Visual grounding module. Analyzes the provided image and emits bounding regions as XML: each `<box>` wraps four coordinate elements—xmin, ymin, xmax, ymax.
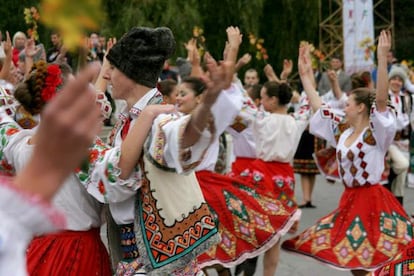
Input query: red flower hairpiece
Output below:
<box><xmin>41</xmin><ymin>64</ymin><xmax>62</xmax><ymax>102</ymax></box>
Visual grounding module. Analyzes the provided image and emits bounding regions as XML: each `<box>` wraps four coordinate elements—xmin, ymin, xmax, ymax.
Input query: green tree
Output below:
<box><xmin>259</xmin><ymin>0</ymin><xmax>319</xmax><ymax>85</ymax></box>
<box><xmin>0</xmin><ymin>0</ymin><xmax>50</xmax><ymax>46</ymax></box>
<box><xmin>101</xmin><ymin>0</ymin><xmax>202</xmax><ymax>59</ymax></box>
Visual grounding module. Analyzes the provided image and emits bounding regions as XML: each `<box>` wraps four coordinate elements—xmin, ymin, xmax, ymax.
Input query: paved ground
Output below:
<box><xmin>205</xmin><ymin>174</ymin><xmax>414</xmax><ymax>276</ymax></box>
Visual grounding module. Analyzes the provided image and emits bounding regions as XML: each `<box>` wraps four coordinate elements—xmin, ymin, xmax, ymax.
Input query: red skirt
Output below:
<box><xmin>374</xmin><ymin>239</ymin><xmax>414</xmax><ymax>275</ymax></box>
<box><xmin>27</xmin><ymin>228</ymin><xmax>112</xmax><ymax>275</ymax></box>
<box><xmin>196</xmin><ymin>161</ymin><xmax>300</xmax><ymax>268</ymax></box>
<box><xmin>229</xmin><ymin>157</ymin><xmax>255</xmax><ymax>176</ymax></box>
<box><xmin>282</xmin><ymin>184</ymin><xmax>413</xmax><ymax>271</ymax></box>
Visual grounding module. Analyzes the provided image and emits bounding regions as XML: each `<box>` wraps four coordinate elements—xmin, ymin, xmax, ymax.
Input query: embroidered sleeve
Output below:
<box><xmin>95</xmin><ymin>89</ymin><xmax>113</xmax><ymax>120</ymax></box>
<box><xmin>309</xmin><ymin>104</ymin><xmax>347</xmax><ymax>147</ymax></box>
<box><xmin>370</xmin><ymin>104</ymin><xmax>397</xmax><ymax>151</ymax></box>
<box><xmin>75</xmin><ymin>136</ymin><xmax>141</xmax><ymax>203</ymax></box>
<box><xmin>0</xmin><ymin>109</ymin><xmax>22</xmax><ymax>175</ymax></box>
<box><xmin>0</xmin><ymin>86</ymin><xmax>19</xmax><ymax>118</ymax></box>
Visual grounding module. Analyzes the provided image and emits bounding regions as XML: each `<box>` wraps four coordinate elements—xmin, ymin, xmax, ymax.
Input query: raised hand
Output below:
<box><xmin>377</xmin><ymin>30</ymin><xmax>391</xmax><ymax>61</ymax></box>
<box><xmin>2</xmin><ymin>31</ymin><xmax>11</xmax><ymax>57</ymax></box>
<box><xmin>376</xmin><ymin>30</ymin><xmax>392</xmax><ymax>111</ymax></box>
<box><xmin>298</xmin><ymin>43</ymin><xmax>313</xmax><ymax>78</ymax></box>
<box><xmin>327</xmin><ymin>70</ymin><xmax>337</xmax><ymax>82</ymax></box>
<box><xmin>224</xmin><ymin>26</ymin><xmax>242</xmax><ymax>64</ymax></box>
<box><xmin>298</xmin><ymin>42</ymin><xmax>321</xmax><ymax>111</ymax></box>
<box><xmin>238</xmin><ymin>53</ymin><xmax>252</xmax><ymax>66</ymax></box>
<box><xmin>201</xmin><ymin>52</ymin><xmax>234</xmax><ymax>106</ymax></box>
<box><xmin>264</xmin><ymin>63</ymin><xmax>280</xmax><ymax>82</ymax></box>
<box><xmin>25</xmin><ymin>38</ymin><xmax>41</xmax><ymax>58</ymax></box>
<box><xmin>226</xmin><ymin>26</ymin><xmax>242</xmax><ymax>48</ymax></box>
<box><xmin>280</xmin><ymin>59</ymin><xmax>293</xmax><ymax>80</ymax></box>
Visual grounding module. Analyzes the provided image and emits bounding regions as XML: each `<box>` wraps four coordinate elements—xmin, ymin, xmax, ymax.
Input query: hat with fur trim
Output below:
<box><xmin>106</xmin><ymin>27</ymin><xmax>176</xmax><ymax>88</ymax></box>
<box><xmin>388</xmin><ymin>65</ymin><xmax>407</xmax><ymax>83</ymax></box>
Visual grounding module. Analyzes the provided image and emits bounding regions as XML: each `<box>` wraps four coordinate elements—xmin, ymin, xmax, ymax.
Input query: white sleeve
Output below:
<box><xmin>310</xmin><ymin>105</ymin><xmax>346</xmax><ymax>147</ymax></box>
<box><xmin>75</xmin><ymin>137</ymin><xmax>142</xmax><ymax>204</ymax></box>
<box><xmin>405</xmin><ymin>78</ymin><xmax>414</xmax><ymax>93</ymax></box>
<box><xmin>370</xmin><ymin>106</ymin><xmax>398</xmax><ymax>151</ymax></box>
<box><xmin>0</xmin><ymin>178</ymin><xmax>65</xmax><ymax>276</ymax></box>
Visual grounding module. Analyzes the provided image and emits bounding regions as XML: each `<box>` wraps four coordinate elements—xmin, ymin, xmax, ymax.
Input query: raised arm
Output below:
<box><xmin>298</xmin><ymin>43</ymin><xmax>322</xmax><ymax>112</ymax></box>
<box><xmin>327</xmin><ymin>69</ymin><xmax>343</xmax><ymax>100</ymax></box>
<box><xmin>0</xmin><ymin>31</ymin><xmax>12</xmax><ymax>81</ymax></box>
<box><xmin>182</xmin><ymin>52</ymin><xmax>234</xmax><ymax>148</ymax></box>
<box><xmin>235</xmin><ymin>53</ymin><xmax>252</xmax><ymax>72</ymax></box>
<box><xmin>95</xmin><ymin>37</ymin><xmax>116</xmax><ymax>92</ymax></box>
<box><xmin>376</xmin><ymin>30</ymin><xmax>391</xmax><ymax>112</ymax></box>
<box><xmin>118</xmin><ymin>104</ymin><xmax>174</xmax><ymax>179</ymax></box>
<box><xmin>223</xmin><ymin>26</ymin><xmax>242</xmax><ymax>64</ymax></box>
<box><xmin>264</xmin><ymin>63</ymin><xmax>280</xmax><ymax>82</ymax></box>
<box><xmin>280</xmin><ymin>59</ymin><xmax>293</xmax><ymax>81</ymax></box>
<box><xmin>185</xmin><ymin>38</ymin><xmax>204</xmax><ymax>78</ymax></box>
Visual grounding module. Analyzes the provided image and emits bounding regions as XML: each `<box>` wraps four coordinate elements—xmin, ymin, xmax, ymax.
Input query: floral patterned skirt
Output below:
<box><xmin>196</xmin><ymin>160</ymin><xmax>300</xmax><ymax>268</ymax></box>
<box><xmin>282</xmin><ymin>184</ymin><xmax>413</xmax><ymax>271</ymax></box>
<box><xmin>374</xmin><ymin>239</ymin><xmax>414</xmax><ymax>276</ymax></box>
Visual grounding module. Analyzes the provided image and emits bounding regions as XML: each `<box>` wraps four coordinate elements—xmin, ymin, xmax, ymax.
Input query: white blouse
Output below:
<box><xmin>2</xmin><ymin>128</ymin><xmax>103</xmax><ymax>231</ymax></box>
<box><xmin>310</xmin><ymin>104</ymin><xmax>397</xmax><ymax>187</ymax></box>
<box><xmin>253</xmin><ymin>112</ymin><xmax>308</xmax><ymax>162</ymax></box>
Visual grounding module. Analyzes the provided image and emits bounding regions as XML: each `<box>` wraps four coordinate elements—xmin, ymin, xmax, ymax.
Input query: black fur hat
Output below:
<box><xmin>106</xmin><ymin>27</ymin><xmax>176</xmax><ymax>88</ymax></box>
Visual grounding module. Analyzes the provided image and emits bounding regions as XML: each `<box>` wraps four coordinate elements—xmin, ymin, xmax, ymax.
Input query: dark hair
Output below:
<box><xmin>14</xmin><ymin>61</ymin><xmax>49</xmax><ymax>115</ymax></box>
<box><xmin>350</xmin><ymin>88</ymin><xmax>376</xmax><ymax>116</ymax></box>
<box><xmin>263</xmin><ymin>81</ymin><xmax>292</xmax><ymax>106</ymax></box>
<box><xmin>14</xmin><ymin>61</ymin><xmax>69</xmax><ymax>115</ymax></box>
<box><xmin>330</xmin><ymin>54</ymin><xmax>342</xmax><ymax>61</ymax></box>
<box><xmin>246</xmin><ymin>84</ymin><xmax>263</xmax><ymax>101</ymax></box>
<box><xmin>351</xmin><ymin>71</ymin><xmax>371</xmax><ymax>89</ymax></box>
<box><xmin>157</xmin><ymin>79</ymin><xmax>177</xmax><ymax>97</ymax></box>
<box><xmin>181</xmin><ymin>76</ymin><xmax>206</xmax><ymax>96</ymax></box>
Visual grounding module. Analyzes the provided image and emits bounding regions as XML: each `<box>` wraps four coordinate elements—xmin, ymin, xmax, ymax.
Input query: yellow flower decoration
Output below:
<box><xmin>359</xmin><ymin>37</ymin><xmax>376</xmax><ymax>61</ymax></box>
<box><xmin>39</xmin><ymin>0</ymin><xmax>103</xmax><ymax>51</ymax></box>
<box><xmin>192</xmin><ymin>26</ymin><xmax>206</xmax><ymax>57</ymax></box>
<box><xmin>300</xmin><ymin>41</ymin><xmax>327</xmax><ymax>69</ymax></box>
<box><xmin>24</xmin><ymin>6</ymin><xmax>40</xmax><ymax>41</ymax></box>
<box><xmin>249</xmin><ymin>33</ymin><xmax>268</xmax><ymax>62</ymax></box>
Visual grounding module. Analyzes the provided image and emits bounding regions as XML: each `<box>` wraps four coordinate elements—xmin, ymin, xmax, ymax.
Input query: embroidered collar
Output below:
<box><xmin>119</xmin><ymin>88</ymin><xmax>162</xmax><ymax>120</ymax></box>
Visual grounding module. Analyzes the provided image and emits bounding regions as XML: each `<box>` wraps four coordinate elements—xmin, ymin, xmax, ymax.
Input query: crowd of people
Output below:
<box><xmin>0</xmin><ymin>23</ymin><xmax>414</xmax><ymax>276</ymax></box>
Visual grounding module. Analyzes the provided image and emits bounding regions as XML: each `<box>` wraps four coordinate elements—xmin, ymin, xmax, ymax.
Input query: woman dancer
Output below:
<box><xmin>186</xmin><ymin>78</ymin><xmax>307</xmax><ymax>276</ymax></box>
<box><xmin>282</xmin><ymin>31</ymin><xmax>412</xmax><ymax>276</ymax></box>
<box><xmin>0</xmin><ymin>62</ymin><xmax>102</xmax><ymax>276</ymax></box>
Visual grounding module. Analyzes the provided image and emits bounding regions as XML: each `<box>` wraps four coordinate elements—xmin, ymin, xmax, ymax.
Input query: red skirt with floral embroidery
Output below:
<box><xmin>282</xmin><ymin>184</ymin><xmax>413</xmax><ymax>271</ymax></box>
<box><xmin>229</xmin><ymin>157</ymin><xmax>255</xmax><ymax>176</ymax></box>
<box><xmin>196</xmin><ymin>160</ymin><xmax>301</xmax><ymax>268</ymax></box>
<box><xmin>374</xmin><ymin>239</ymin><xmax>414</xmax><ymax>276</ymax></box>
<box><xmin>27</xmin><ymin>228</ymin><xmax>112</xmax><ymax>276</ymax></box>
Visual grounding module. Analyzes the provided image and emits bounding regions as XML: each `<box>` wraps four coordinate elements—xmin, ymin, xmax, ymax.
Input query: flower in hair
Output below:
<box><xmin>41</xmin><ymin>64</ymin><xmax>62</xmax><ymax>102</ymax></box>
